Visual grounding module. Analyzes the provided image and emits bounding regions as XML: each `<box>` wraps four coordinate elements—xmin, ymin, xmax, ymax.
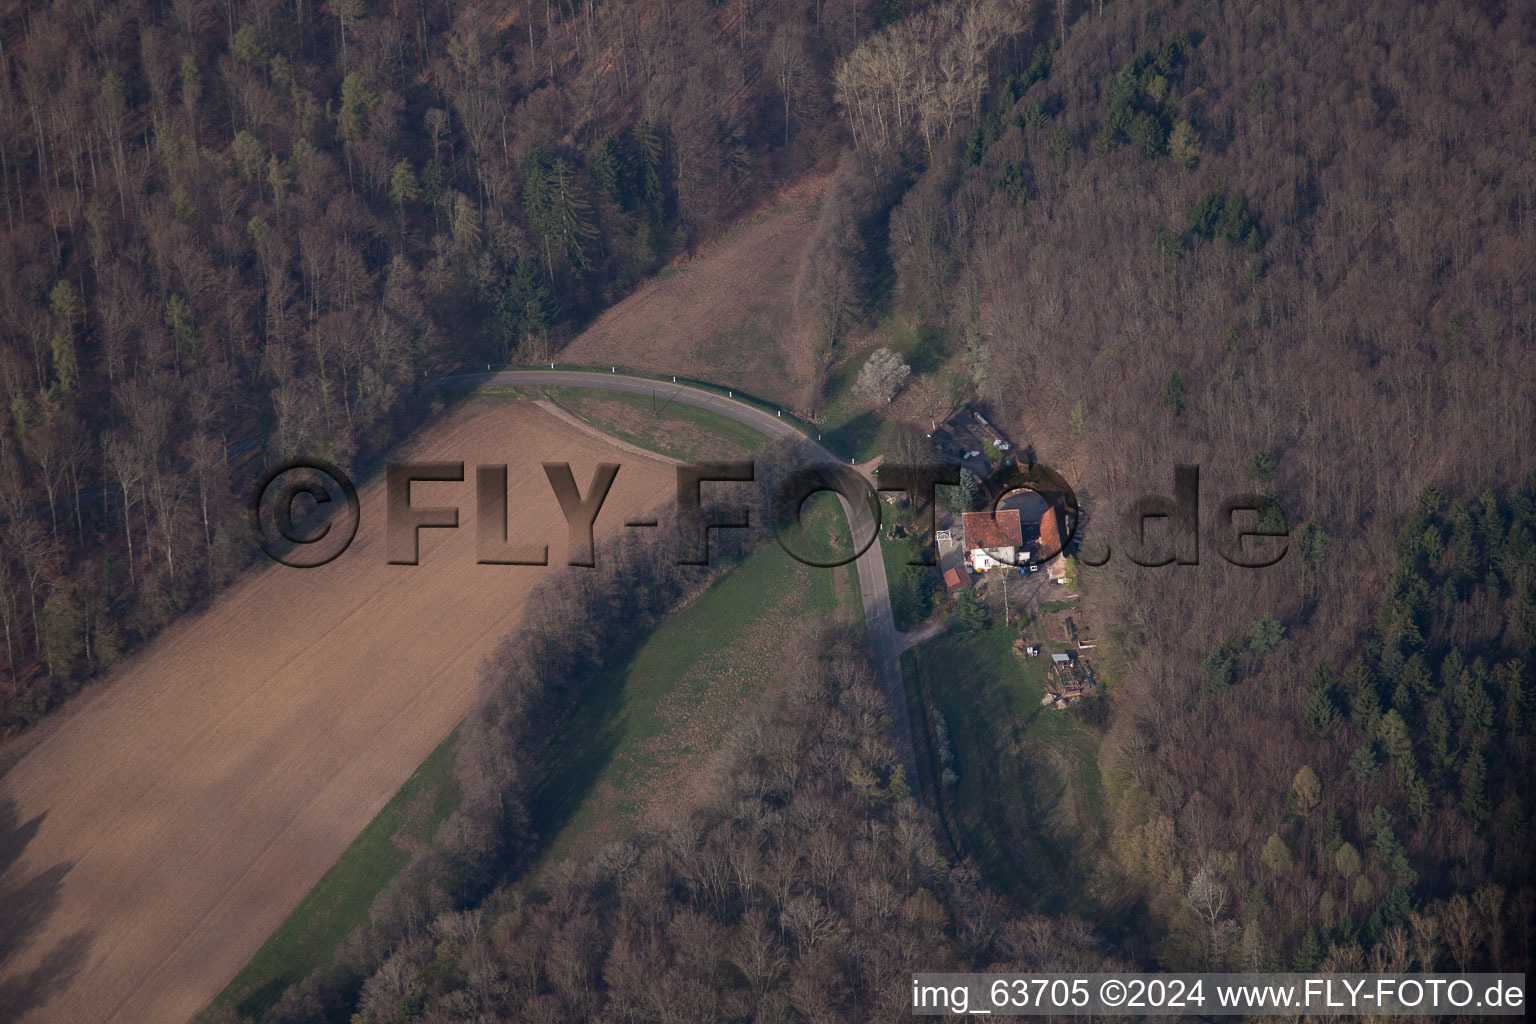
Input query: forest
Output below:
<box><xmin>869</xmin><ymin>0</ymin><xmax>1536</xmax><ymax>978</ymax></box>
<box><xmin>795</xmin><ymin>0</ymin><xmax>1535</xmax><ymax>973</ymax></box>
<box><xmin>0</xmin><ymin>0</ymin><xmax>888</xmax><ymax>728</ymax></box>
<box><xmin>1</xmin><ymin>0</ymin><xmax>1533</xmax><ymax>1018</ymax></box>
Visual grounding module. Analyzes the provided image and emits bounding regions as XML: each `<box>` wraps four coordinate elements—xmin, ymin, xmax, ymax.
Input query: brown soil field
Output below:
<box><xmin>0</xmin><ymin>402</ymin><xmax>674</xmax><ymax>1023</ymax></box>
<box><xmin>560</xmin><ymin>173</ymin><xmax>829</xmax><ymax>410</ymax></box>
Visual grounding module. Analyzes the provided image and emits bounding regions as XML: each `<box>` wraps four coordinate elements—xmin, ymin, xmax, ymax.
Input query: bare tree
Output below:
<box><xmin>1186</xmin><ymin>858</ymin><xmax>1233</xmax><ymax>966</ymax></box>
<box><xmin>911</xmin><ymin>375</ymin><xmax>950</xmax><ymax>432</ymax></box>
<box><xmin>834</xmin><ymin>0</ymin><xmax>1025</xmax><ymax>156</ymax></box>
<box><xmin>1441</xmin><ymin>894</ymin><xmax>1480</xmax><ymax>972</ymax></box>
<box><xmin>6</xmin><ymin>518</ymin><xmax>59</xmax><ymax>644</ymax></box>
<box><xmin>183</xmin><ymin>430</ymin><xmax>223</xmax><ymax>553</ymax></box>
<box><xmin>21</xmin><ymin>393</ymin><xmax>65</xmax><ymax>541</ymax></box>
<box><xmin>60</xmin><ymin>412</ymin><xmax>88</xmax><ymax>537</ymax></box>
<box><xmin>769</xmin><ymin>23</ymin><xmax>808</xmax><ymax>146</ymax></box>
<box><xmin>0</xmin><ymin>558</ymin><xmax>21</xmax><ymax>676</ymax></box>
<box><xmin>103</xmin><ymin>431</ymin><xmax>144</xmax><ymax>582</ymax></box>
<box><xmin>885</xmin><ymin>421</ymin><xmax>936</xmax><ymax>467</ymax></box>
<box><xmin>144</xmin><ymin>457</ymin><xmax>190</xmax><ymax>579</ymax></box>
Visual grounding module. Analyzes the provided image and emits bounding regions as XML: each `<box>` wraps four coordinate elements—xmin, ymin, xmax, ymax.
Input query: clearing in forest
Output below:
<box><xmin>560</xmin><ymin>174</ymin><xmax>829</xmax><ymax>411</ymax></box>
<box><xmin>902</xmin><ymin>625</ymin><xmax>1111</xmax><ymax>920</ymax></box>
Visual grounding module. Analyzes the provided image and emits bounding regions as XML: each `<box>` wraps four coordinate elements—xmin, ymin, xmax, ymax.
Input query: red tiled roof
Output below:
<box><xmin>962</xmin><ymin>509</ymin><xmax>1022</xmax><ymax>551</ymax></box>
<box><xmin>943</xmin><ymin>567</ymin><xmax>967</xmax><ymax>592</ymax></box>
<box><xmin>1040</xmin><ymin>505</ymin><xmax>1065</xmax><ymax>557</ymax></box>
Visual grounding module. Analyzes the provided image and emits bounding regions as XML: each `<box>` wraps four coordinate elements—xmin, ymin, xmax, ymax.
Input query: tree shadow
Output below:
<box><xmin>525</xmin><ymin>662</ymin><xmax>631</xmax><ymax>851</ymax></box>
<box><xmin>822</xmin><ymin>410</ymin><xmax>883</xmax><ymax>461</ymax></box>
<box><xmin>903</xmin><ymin>324</ymin><xmax>955</xmax><ymax>377</ymax></box>
<box><xmin>0</xmin><ymin>797</ymin><xmax>91</xmax><ymax>1020</ymax></box>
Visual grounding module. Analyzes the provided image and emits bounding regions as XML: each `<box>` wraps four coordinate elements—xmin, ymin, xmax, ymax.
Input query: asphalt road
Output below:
<box><xmin>440</xmin><ymin>369</ymin><xmax>924</xmax><ymax>798</ymax></box>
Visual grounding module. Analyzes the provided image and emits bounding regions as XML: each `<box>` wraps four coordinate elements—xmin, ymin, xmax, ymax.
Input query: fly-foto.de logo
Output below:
<box><xmin>252</xmin><ymin>459</ymin><xmax>1289</xmax><ymax>570</ymax></box>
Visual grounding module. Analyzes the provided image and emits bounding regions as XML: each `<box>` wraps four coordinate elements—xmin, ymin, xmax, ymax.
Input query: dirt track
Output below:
<box><xmin>0</xmin><ymin>402</ymin><xmax>674</xmax><ymax>1023</ymax></box>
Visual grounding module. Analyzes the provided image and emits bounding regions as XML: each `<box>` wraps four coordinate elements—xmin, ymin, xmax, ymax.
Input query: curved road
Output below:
<box><xmin>440</xmin><ymin>369</ymin><xmax>925</xmax><ymax>797</ymax></box>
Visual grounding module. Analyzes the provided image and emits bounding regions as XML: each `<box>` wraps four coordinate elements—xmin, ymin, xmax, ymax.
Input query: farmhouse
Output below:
<box><xmin>962</xmin><ymin>509</ymin><xmax>1023</xmax><ymax>572</ymax></box>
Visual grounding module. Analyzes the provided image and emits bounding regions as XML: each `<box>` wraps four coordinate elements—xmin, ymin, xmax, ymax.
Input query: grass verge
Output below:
<box><xmin>214</xmin><ymin>731</ymin><xmax>461</xmax><ymax>1021</ymax></box>
<box><xmin>459</xmin><ymin>384</ymin><xmax>768</xmax><ymax>462</ymax></box>
<box><xmin>903</xmin><ymin>624</ymin><xmax>1107</xmax><ymax>917</ymax></box>
<box><xmin>528</xmin><ymin>494</ymin><xmax>856</xmax><ymax>869</ymax></box>
<box><xmin>544</xmin><ymin>386</ymin><xmax>768</xmax><ymax>460</ymax></box>
<box><xmin>880</xmin><ymin>501</ymin><xmax>942</xmax><ymax>631</ymax></box>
